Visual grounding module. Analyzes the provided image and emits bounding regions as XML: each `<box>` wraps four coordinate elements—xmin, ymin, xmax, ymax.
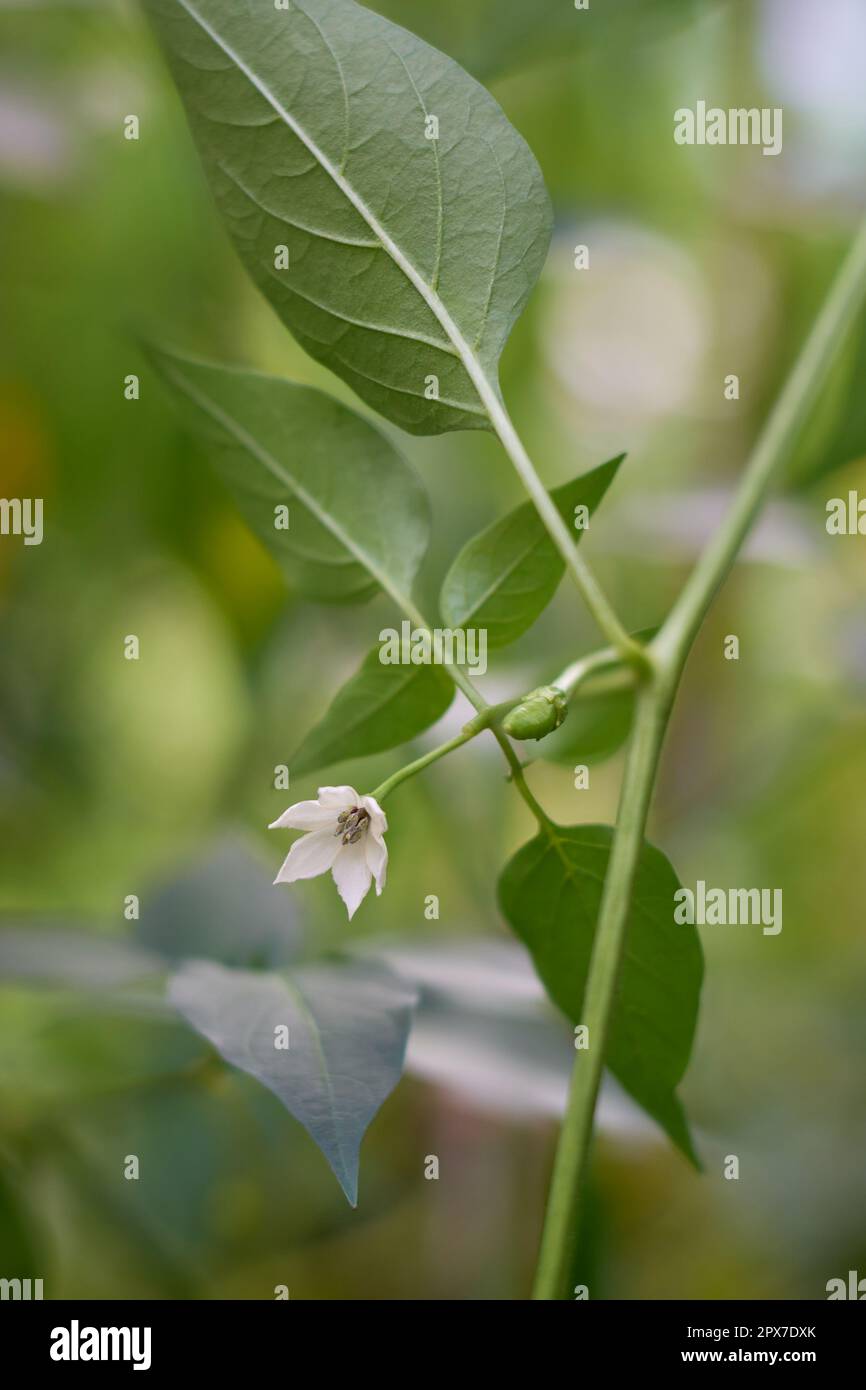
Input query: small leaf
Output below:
<box><xmin>168</xmin><ymin>956</ymin><xmax>418</xmax><ymax>1204</ymax></box>
<box><xmin>541</xmin><ymin>688</ymin><xmax>635</xmax><ymax>766</ymax></box>
<box><xmin>498</xmin><ymin>824</ymin><xmax>703</xmax><ymax>1165</ymax></box>
<box><xmin>148</xmin><ymin>347</ymin><xmax>430</xmax><ymax>606</ymax></box>
<box><xmin>440</xmin><ymin>457</ymin><xmax>622</xmax><ymax>646</ymax></box>
<box><xmin>292</xmin><ymin>646</ymin><xmax>453</xmax><ymax>775</ymax></box>
<box><xmin>143</xmin><ymin>0</ymin><xmax>551</xmax><ymax>434</ymax></box>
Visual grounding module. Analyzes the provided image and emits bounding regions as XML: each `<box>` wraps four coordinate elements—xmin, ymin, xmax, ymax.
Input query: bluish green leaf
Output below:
<box><xmin>292</xmin><ymin>646</ymin><xmax>453</xmax><ymax>775</ymax></box>
<box><xmin>440</xmin><ymin>457</ymin><xmax>622</xmax><ymax>646</ymax></box>
<box><xmin>148</xmin><ymin>348</ymin><xmax>430</xmax><ymax>605</ymax></box>
<box><xmin>498</xmin><ymin>823</ymin><xmax>703</xmax><ymax>1165</ymax></box>
<box><xmin>168</xmin><ymin>956</ymin><xmax>418</xmax><ymax>1204</ymax></box>
<box><xmin>143</xmin><ymin>0</ymin><xmax>551</xmax><ymax>434</ymax></box>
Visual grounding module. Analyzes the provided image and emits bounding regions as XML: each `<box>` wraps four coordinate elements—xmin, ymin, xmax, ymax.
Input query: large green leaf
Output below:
<box><xmin>292</xmin><ymin>646</ymin><xmax>453</xmax><ymax>775</ymax></box>
<box><xmin>440</xmin><ymin>457</ymin><xmax>622</xmax><ymax>646</ymax></box>
<box><xmin>149</xmin><ymin>348</ymin><xmax>429</xmax><ymax>605</ymax></box>
<box><xmin>169</xmin><ymin>957</ymin><xmax>418</xmax><ymax>1205</ymax></box>
<box><xmin>143</xmin><ymin>0</ymin><xmax>551</xmax><ymax>434</ymax></box>
<box><xmin>498</xmin><ymin>824</ymin><xmax>702</xmax><ymax>1165</ymax></box>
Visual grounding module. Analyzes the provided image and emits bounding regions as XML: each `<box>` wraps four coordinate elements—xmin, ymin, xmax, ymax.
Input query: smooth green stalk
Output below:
<box><xmin>496</xmin><ymin>728</ymin><xmax>555</xmax><ymax>826</ymax></box>
<box><xmin>552</xmin><ymin>644</ymin><xmax>636</xmax><ymax>700</ymax></box>
<box><xmin>532</xmin><ymin>220</ymin><xmax>866</xmax><ymax>1300</ymax></box>
<box><xmin>371</xmin><ymin>728</ymin><xmax>477</xmax><ymax>802</ymax></box>
<box><xmin>531</xmin><ymin>682</ymin><xmax>671</xmax><ymax>1299</ymax></box>
<box><xmin>479</xmin><ymin>394</ymin><xmax>646</xmax><ymax>669</ymax></box>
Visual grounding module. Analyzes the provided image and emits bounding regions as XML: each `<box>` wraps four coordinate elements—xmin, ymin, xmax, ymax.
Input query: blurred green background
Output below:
<box><xmin>1</xmin><ymin>0</ymin><xmax>866</xmax><ymax>1299</ymax></box>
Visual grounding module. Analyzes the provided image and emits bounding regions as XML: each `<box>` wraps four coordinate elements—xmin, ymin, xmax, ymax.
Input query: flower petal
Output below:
<box><xmin>317</xmin><ymin>785</ymin><xmax>360</xmax><ymax>811</ymax></box>
<box><xmin>269</xmin><ymin>799</ymin><xmax>334</xmax><ymax>831</ymax></box>
<box><xmin>274</xmin><ymin>829</ymin><xmax>339</xmax><ymax>884</ymax></box>
<box><xmin>360</xmin><ymin>794</ymin><xmax>388</xmax><ymax>838</ymax></box>
<box><xmin>364</xmin><ymin>827</ymin><xmax>388</xmax><ymax>895</ymax></box>
<box><xmin>331</xmin><ymin>839</ymin><xmax>373</xmax><ymax>920</ymax></box>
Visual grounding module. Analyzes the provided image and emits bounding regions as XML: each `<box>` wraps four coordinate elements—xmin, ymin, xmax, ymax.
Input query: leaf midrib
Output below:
<box><xmin>281</xmin><ymin>972</ymin><xmax>353</xmax><ymax>1191</ymax></box>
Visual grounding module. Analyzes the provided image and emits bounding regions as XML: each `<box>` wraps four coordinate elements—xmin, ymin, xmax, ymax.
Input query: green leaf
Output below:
<box><xmin>143</xmin><ymin>0</ymin><xmax>551</xmax><ymax>435</ymax></box>
<box><xmin>148</xmin><ymin>347</ymin><xmax>430</xmax><ymax>605</ymax></box>
<box><xmin>541</xmin><ymin>687</ymin><xmax>635</xmax><ymax>766</ymax></box>
<box><xmin>292</xmin><ymin>646</ymin><xmax>453</xmax><ymax>775</ymax></box>
<box><xmin>168</xmin><ymin>957</ymin><xmax>418</xmax><ymax>1205</ymax></box>
<box><xmin>440</xmin><ymin>457</ymin><xmax>622</xmax><ymax>646</ymax></box>
<box><xmin>498</xmin><ymin>824</ymin><xmax>703</xmax><ymax>1165</ymax></box>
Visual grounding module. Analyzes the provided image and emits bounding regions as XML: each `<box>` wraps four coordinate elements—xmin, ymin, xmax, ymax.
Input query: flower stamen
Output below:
<box><xmin>336</xmin><ymin>805</ymin><xmax>370</xmax><ymax>844</ymax></box>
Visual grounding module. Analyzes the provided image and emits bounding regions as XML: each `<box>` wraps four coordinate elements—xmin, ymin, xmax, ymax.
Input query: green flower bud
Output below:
<box><xmin>501</xmin><ymin>685</ymin><xmax>567</xmax><ymax>741</ymax></box>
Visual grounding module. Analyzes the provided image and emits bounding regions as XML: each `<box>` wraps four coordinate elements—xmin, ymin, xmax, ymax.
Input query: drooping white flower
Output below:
<box><xmin>269</xmin><ymin>785</ymin><xmax>388</xmax><ymax>920</ymax></box>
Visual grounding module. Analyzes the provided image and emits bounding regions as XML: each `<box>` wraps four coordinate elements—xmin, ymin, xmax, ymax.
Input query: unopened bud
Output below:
<box><xmin>501</xmin><ymin>686</ymin><xmax>567</xmax><ymax>741</ymax></box>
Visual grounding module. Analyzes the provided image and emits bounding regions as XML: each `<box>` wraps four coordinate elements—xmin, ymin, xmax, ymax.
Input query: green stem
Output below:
<box><xmin>532</xmin><ymin>218</ymin><xmax>866</xmax><ymax>1300</ymax></box>
<box><xmin>531</xmin><ymin>684</ymin><xmax>670</xmax><ymax>1299</ymax></box>
<box><xmin>371</xmin><ymin>726</ymin><xmax>478</xmax><ymax>802</ymax></box>
<box><xmin>496</xmin><ymin>729</ymin><xmax>555</xmax><ymax>827</ymax></box>
<box><xmin>552</xmin><ymin>644</ymin><xmax>636</xmax><ymax>700</ymax></box>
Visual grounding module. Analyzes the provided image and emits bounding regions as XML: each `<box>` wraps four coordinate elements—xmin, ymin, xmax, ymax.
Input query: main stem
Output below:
<box><xmin>532</xmin><ymin>683</ymin><xmax>671</xmax><ymax>1299</ymax></box>
<box><xmin>532</xmin><ymin>219</ymin><xmax>866</xmax><ymax>1300</ymax></box>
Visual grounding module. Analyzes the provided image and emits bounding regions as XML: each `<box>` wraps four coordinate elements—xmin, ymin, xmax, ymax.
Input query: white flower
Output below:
<box><xmin>269</xmin><ymin>785</ymin><xmax>388</xmax><ymax>920</ymax></box>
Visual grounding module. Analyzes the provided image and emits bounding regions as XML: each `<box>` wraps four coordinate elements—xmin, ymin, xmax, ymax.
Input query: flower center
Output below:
<box><xmin>335</xmin><ymin>806</ymin><xmax>370</xmax><ymax>845</ymax></box>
